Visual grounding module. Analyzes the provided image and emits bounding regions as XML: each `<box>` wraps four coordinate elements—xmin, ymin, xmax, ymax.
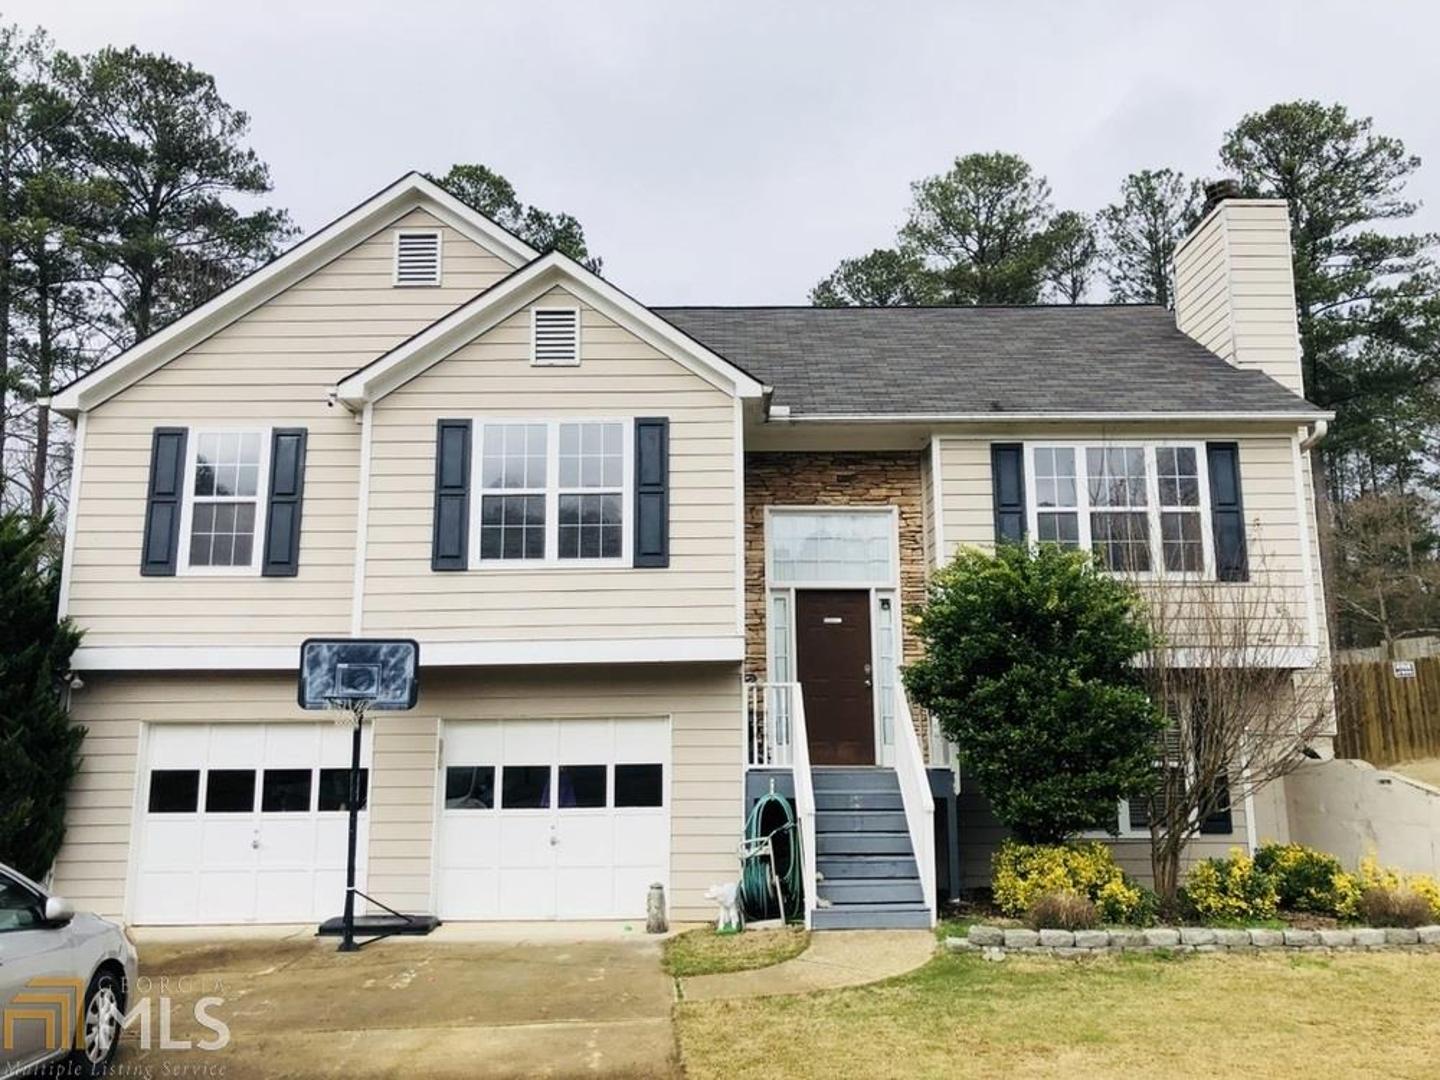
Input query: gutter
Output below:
<box><xmin>773</xmin><ymin>410</ymin><xmax>1336</xmax><ymax>424</ymax></box>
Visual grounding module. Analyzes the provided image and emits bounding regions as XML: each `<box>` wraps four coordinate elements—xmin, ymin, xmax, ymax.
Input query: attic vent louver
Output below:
<box><xmin>532</xmin><ymin>308</ymin><xmax>580</xmax><ymax>365</ymax></box>
<box><xmin>394</xmin><ymin>230</ymin><xmax>441</xmax><ymax>286</ymax></box>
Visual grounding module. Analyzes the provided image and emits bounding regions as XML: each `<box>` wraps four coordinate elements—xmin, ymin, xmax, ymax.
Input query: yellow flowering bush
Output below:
<box><xmin>1253</xmin><ymin>842</ymin><xmax>1360</xmax><ymax>919</ymax></box>
<box><xmin>992</xmin><ymin>841</ymin><xmax>1153</xmax><ymax>924</ymax></box>
<box><xmin>1357</xmin><ymin>857</ymin><xmax>1440</xmax><ymax>921</ymax></box>
<box><xmin>1181</xmin><ymin>849</ymin><xmax>1279</xmax><ymax>923</ymax></box>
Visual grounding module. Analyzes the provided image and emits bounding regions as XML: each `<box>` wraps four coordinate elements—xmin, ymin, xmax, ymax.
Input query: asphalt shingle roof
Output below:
<box><xmin>652</xmin><ymin>305</ymin><xmax>1320</xmax><ymax>417</ymax></box>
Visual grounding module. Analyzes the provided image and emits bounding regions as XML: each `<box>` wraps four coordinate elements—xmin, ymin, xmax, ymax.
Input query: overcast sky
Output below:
<box><xmin>21</xmin><ymin>1</ymin><xmax>1440</xmax><ymax>304</ymax></box>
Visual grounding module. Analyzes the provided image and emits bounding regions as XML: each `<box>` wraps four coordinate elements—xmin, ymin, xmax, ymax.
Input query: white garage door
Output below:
<box><xmin>132</xmin><ymin>723</ymin><xmax>371</xmax><ymax>925</ymax></box>
<box><xmin>436</xmin><ymin>718</ymin><xmax>670</xmax><ymax>920</ymax></box>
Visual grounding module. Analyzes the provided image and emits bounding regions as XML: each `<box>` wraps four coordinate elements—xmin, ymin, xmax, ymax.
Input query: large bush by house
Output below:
<box><xmin>905</xmin><ymin>543</ymin><xmax>1164</xmax><ymax>842</ymax></box>
<box><xmin>993</xmin><ymin>840</ymin><xmax>1155</xmax><ymax>925</ymax></box>
<box><xmin>0</xmin><ymin>511</ymin><xmax>84</xmax><ymax>881</ymax></box>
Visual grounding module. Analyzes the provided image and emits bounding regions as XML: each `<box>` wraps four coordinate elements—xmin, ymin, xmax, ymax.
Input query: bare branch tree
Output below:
<box><xmin>1126</xmin><ymin>545</ymin><xmax>1335</xmax><ymax>907</ymax></box>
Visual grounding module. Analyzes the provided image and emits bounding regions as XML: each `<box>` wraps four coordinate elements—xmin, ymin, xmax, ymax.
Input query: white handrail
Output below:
<box><xmin>893</xmin><ymin>685</ymin><xmax>936</xmax><ymax>924</ymax></box>
<box><xmin>747</xmin><ymin>681</ymin><xmax>794</xmax><ymax>767</ymax></box>
<box><xmin>788</xmin><ymin>684</ymin><xmax>819</xmax><ymax>928</ymax></box>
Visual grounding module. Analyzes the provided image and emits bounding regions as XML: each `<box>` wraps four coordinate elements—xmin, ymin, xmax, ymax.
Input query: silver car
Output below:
<box><xmin>0</xmin><ymin>862</ymin><xmax>137</xmax><ymax>1076</ymax></box>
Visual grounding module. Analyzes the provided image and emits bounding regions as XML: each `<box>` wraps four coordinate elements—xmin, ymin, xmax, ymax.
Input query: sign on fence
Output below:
<box><xmin>1336</xmin><ymin>656</ymin><xmax>1440</xmax><ymax>766</ymax></box>
<box><xmin>1393</xmin><ymin>660</ymin><xmax>1417</xmax><ymax>679</ymax></box>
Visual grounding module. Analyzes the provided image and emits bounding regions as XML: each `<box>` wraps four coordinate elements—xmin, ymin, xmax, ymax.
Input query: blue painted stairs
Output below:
<box><xmin>811</xmin><ymin>767</ymin><xmax>930</xmax><ymax>929</ymax></box>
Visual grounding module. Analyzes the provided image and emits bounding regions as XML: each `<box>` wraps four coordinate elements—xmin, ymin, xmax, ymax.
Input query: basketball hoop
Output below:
<box><xmin>298</xmin><ymin>638</ymin><xmax>428</xmax><ymax>951</ymax></box>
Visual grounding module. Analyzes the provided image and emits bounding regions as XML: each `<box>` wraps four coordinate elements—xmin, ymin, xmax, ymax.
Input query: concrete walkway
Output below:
<box><xmin>678</xmin><ymin>929</ymin><xmax>935</xmax><ymax>1001</ymax></box>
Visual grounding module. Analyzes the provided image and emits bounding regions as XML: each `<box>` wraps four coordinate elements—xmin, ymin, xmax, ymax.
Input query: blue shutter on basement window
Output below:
<box><xmin>990</xmin><ymin>443</ymin><xmax>1026</xmax><ymax>545</ymax></box>
<box><xmin>432</xmin><ymin>420</ymin><xmax>471</xmax><ymax>571</ymax></box>
<box><xmin>633</xmin><ymin>417</ymin><xmax>669</xmax><ymax>568</ymax></box>
<box><xmin>140</xmin><ymin>427</ymin><xmax>188</xmax><ymax>576</ymax></box>
<box><xmin>262</xmin><ymin>428</ymin><xmax>308</xmax><ymax>577</ymax></box>
<box><xmin>1206</xmin><ymin>442</ymin><xmax>1249</xmax><ymax>582</ymax></box>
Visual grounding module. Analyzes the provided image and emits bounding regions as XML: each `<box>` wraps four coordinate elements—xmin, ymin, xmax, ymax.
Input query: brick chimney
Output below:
<box><xmin>1173</xmin><ymin>185</ymin><xmax>1305</xmax><ymax>397</ymax></box>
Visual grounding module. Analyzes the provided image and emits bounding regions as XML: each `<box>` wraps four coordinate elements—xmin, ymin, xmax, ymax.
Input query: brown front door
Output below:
<box><xmin>795</xmin><ymin>589</ymin><xmax>875</xmax><ymax>766</ymax></box>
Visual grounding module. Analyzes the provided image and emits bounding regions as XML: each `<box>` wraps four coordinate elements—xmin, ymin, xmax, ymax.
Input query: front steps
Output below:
<box><xmin>810</xmin><ymin>767</ymin><xmax>931</xmax><ymax>930</ymax></box>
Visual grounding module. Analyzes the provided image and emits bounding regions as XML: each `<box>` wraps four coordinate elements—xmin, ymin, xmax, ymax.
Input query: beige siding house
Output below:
<box><xmin>46</xmin><ymin>177</ymin><xmax>1332</xmax><ymax>930</ymax></box>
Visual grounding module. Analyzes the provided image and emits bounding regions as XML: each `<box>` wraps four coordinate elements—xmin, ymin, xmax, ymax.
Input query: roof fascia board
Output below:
<box><xmin>50</xmin><ymin>173</ymin><xmax>538</xmax><ymax>416</ymax></box>
<box><xmin>338</xmin><ymin>254</ymin><xmax>764</xmax><ymax>407</ymax></box>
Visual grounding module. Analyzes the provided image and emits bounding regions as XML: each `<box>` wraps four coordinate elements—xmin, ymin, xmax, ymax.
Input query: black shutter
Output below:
<box><xmin>432</xmin><ymin>420</ymin><xmax>471</xmax><ymax>571</ymax></box>
<box><xmin>262</xmin><ymin>428</ymin><xmax>308</xmax><ymax>577</ymax></box>
<box><xmin>140</xmin><ymin>426</ymin><xmax>188</xmax><ymax>576</ymax></box>
<box><xmin>990</xmin><ymin>443</ymin><xmax>1026</xmax><ymax>545</ymax></box>
<box><xmin>1206</xmin><ymin>442</ymin><xmax>1249</xmax><ymax>582</ymax></box>
<box><xmin>633</xmin><ymin>417</ymin><xmax>669</xmax><ymax>568</ymax></box>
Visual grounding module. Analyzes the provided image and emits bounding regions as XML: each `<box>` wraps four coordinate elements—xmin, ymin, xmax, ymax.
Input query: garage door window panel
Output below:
<box><xmin>614</xmin><ymin>764</ymin><xmax>664</xmax><ymax>807</ymax></box>
<box><xmin>148</xmin><ymin>769</ymin><xmax>200</xmax><ymax>813</ymax></box>
<box><xmin>261</xmin><ymin>769</ymin><xmax>312</xmax><ymax>813</ymax></box>
<box><xmin>558</xmin><ymin>765</ymin><xmax>607</xmax><ymax>808</ymax></box>
<box><xmin>444</xmin><ymin>766</ymin><xmax>495</xmax><ymax>810</ymax></box>
<box><xmin>205</xmin><ymin>769</ymin><xmax>256</xmax><ymax>813</ymax></box>
<box><xmin>318</xmin><ymin>767</ymin><xmax>369</xmax><ymax>812</ymax></box>
<box><xmin>502</xmin><ymin>765</ymin><xmax>552</xmax><ymax>809</ymax></box>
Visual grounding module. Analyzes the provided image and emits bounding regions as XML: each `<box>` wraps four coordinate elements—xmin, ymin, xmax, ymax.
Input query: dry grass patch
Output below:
<box><xmin>676</xmin><ymin>950</ymin><xmax>1440</xmax><ymax>1079</ymax></box>
<box><xmin>664</xmin><ymin>926</ymin><xmax>810</xmax><ymax>977</ymax></box>
<box><xmin>1390</xmin><ymin>757</ymin><xmax>1440</xmax><ymax>789</ymax></box>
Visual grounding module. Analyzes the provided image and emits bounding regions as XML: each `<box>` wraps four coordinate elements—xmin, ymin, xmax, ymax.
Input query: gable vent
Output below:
<box><xmin>394</xmin><ymin>230</ymin><xmax>441</xmax><ymax>286</ymax></box>
<box><xmin>532</xmin><ymin>308</ymin><xmax>581</xmax><ymax>365</ymax></box>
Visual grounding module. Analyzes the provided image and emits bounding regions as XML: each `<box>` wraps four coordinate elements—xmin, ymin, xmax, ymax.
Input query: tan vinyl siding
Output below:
<box><xmin>362</xmin><ymin>286</ymin><xmax>739</xmax><ymax>643</ymax></box>
<box><xmin>368</xmin><ymin>715</ymin><xmax>440</xmax><ymax>913</ymax></box>
<box><xmin>920</xmin><ymin>442</ymin><xmax>937</xmax><ymax>571</ymax></box>
<box><xmin>52</xmin><ymin>664</ymin><xmax>742</xmax><ymax>923</ymax></box>
<box><xmin>935</xmin><ymin>425</ymin><xmax>1316</xmax><ymax>649</ymax></box>
<box><xmin>66</xmin><ymin>209</ymin><xmax>509</xmax><ymax>647</ymax></box>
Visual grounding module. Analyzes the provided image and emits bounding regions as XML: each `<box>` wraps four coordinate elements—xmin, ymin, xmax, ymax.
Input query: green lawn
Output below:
<box><xmin>676</xmin><ymin>949</ymin><xmax>1440</xmax><ymax>1079</ymax></box>
<box><xmin>663</xmin><ymin>926</ymin><xmax>810</xmax><ymax>977</ymax></box>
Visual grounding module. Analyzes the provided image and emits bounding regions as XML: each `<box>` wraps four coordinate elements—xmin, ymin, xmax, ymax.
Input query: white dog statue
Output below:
<box><xmin>704</xmin><ymin>881</ymin><xmax>742</xmax><ymax>933</ymax></box>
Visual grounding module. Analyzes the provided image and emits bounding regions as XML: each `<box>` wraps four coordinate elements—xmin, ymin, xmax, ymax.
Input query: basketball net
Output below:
<box><xmin>325</xmin><ymin>696</ymin><xmax>370</xmax><ymax>728</ymax></box>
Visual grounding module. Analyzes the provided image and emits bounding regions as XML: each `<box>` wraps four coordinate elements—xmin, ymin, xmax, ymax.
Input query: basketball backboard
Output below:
<box><xmin>298</xmin><ymin>638</ymin><xmax>419</xmax><ymax>712</ymax></box>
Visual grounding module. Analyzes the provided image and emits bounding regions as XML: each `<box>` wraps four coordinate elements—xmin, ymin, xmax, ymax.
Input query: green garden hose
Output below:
<box><xmin>739</xmin><ymin>789</ymin><xmax>805</xmax><ymax>923</ymax></box>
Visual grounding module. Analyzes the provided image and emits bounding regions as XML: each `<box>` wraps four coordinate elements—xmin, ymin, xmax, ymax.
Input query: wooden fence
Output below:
<box><xmin>1335</xmin><ymin>656</ymin><xmax>1440</xmax><ymax>766</ymax></box>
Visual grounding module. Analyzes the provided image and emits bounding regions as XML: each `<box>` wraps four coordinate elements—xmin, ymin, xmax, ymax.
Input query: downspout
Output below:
<box><xmin>1299</xmin><ymin>418</ymin><xmax>1328</xmax><ymax>452</ymax></box>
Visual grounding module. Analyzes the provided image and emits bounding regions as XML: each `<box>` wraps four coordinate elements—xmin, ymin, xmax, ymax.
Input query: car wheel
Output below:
<box><xmin>70</xmin><ymin>968</ymin><xmax>124</xmax><ymax>1076</ymax></box>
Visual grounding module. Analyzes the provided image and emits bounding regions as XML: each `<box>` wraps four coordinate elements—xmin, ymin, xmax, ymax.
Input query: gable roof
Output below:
<box><xmin>655</xmin><ymin>305</ymin><xmax>1329</xmax><ymax>421</ymax></box>
<box><xmin>48</xmin><ymin>173</ymin><xmax>539</xmax><ymax>416</ymax></box>
<box><xmin>334</xmin><ymin>252</ymin><xmax>766</xmax><ymax>408</ymax></box>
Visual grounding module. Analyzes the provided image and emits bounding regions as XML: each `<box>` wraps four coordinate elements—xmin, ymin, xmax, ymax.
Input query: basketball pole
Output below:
<box><xmin>339</xmin><ymin>710</ymin><xmax>363</xmax><ymax>953</ymax></box>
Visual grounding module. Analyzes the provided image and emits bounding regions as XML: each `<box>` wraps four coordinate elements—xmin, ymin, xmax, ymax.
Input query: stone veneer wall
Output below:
<box><xmin>744</xmin><ymin>451</ymin><xmax>929</xmax><ymax>682</ymax></box>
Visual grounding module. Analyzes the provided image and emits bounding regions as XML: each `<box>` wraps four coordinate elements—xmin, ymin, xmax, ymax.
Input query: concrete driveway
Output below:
<box><xmin>123</xmin><ymin>924</ymin><xmax>678</xmax><ymax>1078</ymax></box>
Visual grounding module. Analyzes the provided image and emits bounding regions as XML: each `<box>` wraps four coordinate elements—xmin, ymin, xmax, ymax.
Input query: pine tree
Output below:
<box><xmin>0</xmin><ymin>508</ymin><xmax>83</xmax><ymax>880</ymax></box>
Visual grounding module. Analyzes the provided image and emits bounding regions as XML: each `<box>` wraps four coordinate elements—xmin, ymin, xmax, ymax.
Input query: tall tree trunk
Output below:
<box><xmin>0</xmin><ymin>138</ymin><xmax>11</xmax><ymax>484</ymax></box>
<box><xmin>28</xmin><ymin>247</ymin><xmax>51</xmax><ymax>518</ymax></box>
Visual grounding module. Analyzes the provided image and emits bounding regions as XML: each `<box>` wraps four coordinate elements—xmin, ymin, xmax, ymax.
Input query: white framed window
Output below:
<box><xmin>179</xmin><ymin>429</ymin><xmax>269</xmax><ymax>574</ymax></box>
<box><xmin>473</xmin><ymin>418</ymin><xmax>630</xmax><ymax>567</ymax></box>
<box><xmin>1026</xmin><ymin>442</ymin><xmax>1214</xmax><ymax>578</ymax></box>
<box><xmin>393</xmin><ymin>229</ymin><xmax>442</xmax><ymax>286</ymax></box>
<box><xmin>531</xmin><ymin>307</ymin><xmax>580</xmax><ymax>366</ymax></box>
